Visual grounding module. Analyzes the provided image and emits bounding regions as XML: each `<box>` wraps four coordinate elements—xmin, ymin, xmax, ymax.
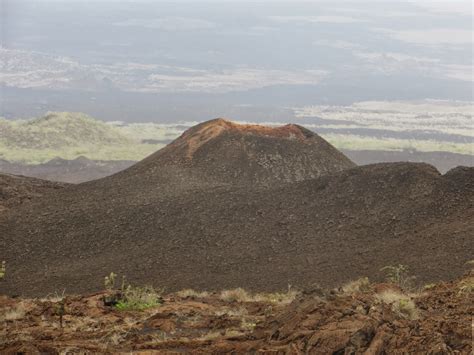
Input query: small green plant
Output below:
<box><xmin>54</xmin><ymin>298</ymin><xmax>66</xmax><ymax>328</ymax></box>
<box><xmin>103</xmin><ymin>272</ymin><xmax>161</xmax><ymax>311</ymax></box>
<box><xmin>115</xmin><ymin>285</ymin><xmax>162</xmax><ymax>311</ymax></box>
<box><xmin>0</xmin><ymin>261</ymin><xmax>6</xmax><ymax>280</ymax></box>
<box><xmin>380</xmin><ymin>264</ymin><xmax>416</xmax><ymax>291</ymax></box>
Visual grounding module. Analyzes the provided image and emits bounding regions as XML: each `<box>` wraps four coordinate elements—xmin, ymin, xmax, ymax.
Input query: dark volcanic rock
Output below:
<box><xmin>0</xmin><ymin>120</ymin><xmax>472</xmax><ymax>297</ymax></box>
<box><xmin>0</xmin><ymin>173</ymin><xmax>68</xmax><ymax>212</ymax></box>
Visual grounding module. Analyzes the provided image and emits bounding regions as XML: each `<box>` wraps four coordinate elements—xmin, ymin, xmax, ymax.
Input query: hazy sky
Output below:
<box><xmin>0</xmin><ymin>0</ymin><xmax>472</xmax><ymax>122</ymax></box>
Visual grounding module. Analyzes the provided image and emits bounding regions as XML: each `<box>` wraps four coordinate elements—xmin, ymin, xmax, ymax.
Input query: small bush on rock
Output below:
<box><xmin>380</xmin><ymin>264</ymin><xmax>416</xmax><ymax>291</ymax></box>
<box><xmin>115</xmin><ymin>285</ymin><xmax>162</xmax><ymax>311</ymax></box>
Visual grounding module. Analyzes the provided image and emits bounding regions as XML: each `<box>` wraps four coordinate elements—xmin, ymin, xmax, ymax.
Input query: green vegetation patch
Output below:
<box><xmin>0</xmin><ymin>112</ymin><xmax>166</xmax><ymax>164</ymax></box>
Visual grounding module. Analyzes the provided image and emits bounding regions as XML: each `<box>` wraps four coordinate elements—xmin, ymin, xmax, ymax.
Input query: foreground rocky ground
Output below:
<box><xmin>1</xmin><ymin>270</ymin><xmax>472</xmax><ymax>354</ymax></box>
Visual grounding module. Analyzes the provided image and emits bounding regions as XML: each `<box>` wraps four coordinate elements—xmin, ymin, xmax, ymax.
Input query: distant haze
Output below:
<box><xmin>0</xmin><ymin>0</ymin><xmax>472</xmax><ymax>154</ymax></box>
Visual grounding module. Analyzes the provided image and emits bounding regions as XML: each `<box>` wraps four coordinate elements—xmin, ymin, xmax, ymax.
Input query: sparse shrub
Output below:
<box><xmin>115</xmin><ymin>285</ymin><xmax>162</xmax><ymax>311</ymax></box>
<box><xmin>219</xmin><ymin>288</ymin><xmax>251</xmax><ymax>303</ymax></box>
<box><xmin>0</xmin><ymin>261</ymin><xmax>5</xmax><ymax>280</ymax></box>
<box><xmin>380</xmin><ymin>264</ymin><xmax>416</xmax><ymax>291</ymax></box>
<box><xmin>375</xmin><ymin>290</ymin><xmax>419</xmax><ymax>320</ymax></box>
<box><xmin>104</xmin><ymin>272</ymin><xmax>117</xmax><ymax>291</ymax></box>
<box><xmin>341</xmin><ymin>277</ymin><xmax>371</xmax><ymax>294</ymax></box>
<box><xmin>103</xmin><ymin>272</ymin><xmax>162</xmax><ymax>311</ymax></box>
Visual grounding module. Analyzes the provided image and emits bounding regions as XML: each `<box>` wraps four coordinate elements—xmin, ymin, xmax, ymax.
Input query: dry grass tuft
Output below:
<box><xmin>219</xmin><ymin>287</ymin><xmax>299</xmax><ymax>304</ymax></box>
<box><xmin>458</xmin><ymin>277</ymin><xmax>474</xmax><ymax>295</ymax></box>
<box><xmin>253</xmin><ymin>290</ymin><xmax>299</xmax><ymax>305</ymax></box>
<box><xmin>375</xmin><ymin>290</ymin><xmax>419</xmax><ymax>320</ymax></box>
<box><xmin>0</xmin><ymin>302</ymin><xmax>27</xmax><ymax>321</ymax></box>
<box><xmin>175</xmin><ymin>289</ymin><xmax>210</xmax><ymax>299</ymax></box>
<box><xmin>219</xmin><ymin>288</ymin><xmax>252</xmax><ymax>303</ymax></box>
<box><xmin>199</xmin><ymin>330</ymin><xmax>223</xmax><ymax>341</ymax></box>
<box><xmin>341</xmin><ymin>277</ymin><xmax>371</xmax><ymax>294</ymax></box>
<box><xmin>41</xmin><ymin>290</ymin><xmax>66</xmax><ymax>303</ymax></box>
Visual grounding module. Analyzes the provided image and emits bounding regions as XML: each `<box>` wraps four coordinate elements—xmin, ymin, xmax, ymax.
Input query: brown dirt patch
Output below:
<box><xmin>1</xmin><ymin>276</ymin><xmax>472</xmax><ymax>353</ymax></box>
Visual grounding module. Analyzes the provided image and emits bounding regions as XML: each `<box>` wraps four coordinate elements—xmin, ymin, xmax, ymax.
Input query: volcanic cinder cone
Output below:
<box><xmin>111</xmin><ymin>118</ymin><xmax>356</xmax><ymax>187</ymax></box>
<box><xmin>0</xmin><ymin>120</ymin><xmax>473</xmax><ymax>296</ymax></box>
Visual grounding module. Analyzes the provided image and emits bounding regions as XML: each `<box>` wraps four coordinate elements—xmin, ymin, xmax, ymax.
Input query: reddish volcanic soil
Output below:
<box><xmin>1</xmin><ymin>272</ymin><xmax>472</xmax><ymax>354</ymax></box>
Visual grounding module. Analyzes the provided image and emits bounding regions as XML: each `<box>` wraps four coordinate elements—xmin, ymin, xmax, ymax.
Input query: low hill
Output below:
<box><xmin>0</xmin><ymin>112</ymin><xmax>163</xmax><ymax>163</ymax></box>
<box><xmin>0</xmin><ymin>120</ymin><xmax>472</xmax><ymax>297</ymax></box>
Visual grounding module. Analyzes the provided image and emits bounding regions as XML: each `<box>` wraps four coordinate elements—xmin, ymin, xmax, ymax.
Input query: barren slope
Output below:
<box><xmin>1</xmin><ymin>161</ymin><xmax>472</xmax><ymax>296</ymax></box>
<box><xmin>1</xmin><ymin>120</ymin><xmax>472</xmax><ymax>296</ymax></box>
<box><xmin>0</xmin><ymin>173</ymin><xmax>67</xmax><ymax>213</ymax></box>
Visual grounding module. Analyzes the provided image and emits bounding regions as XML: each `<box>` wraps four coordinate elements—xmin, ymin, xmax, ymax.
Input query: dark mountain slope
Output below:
<box><xmin>0</xmin><ymin>173</ymin><xmax>68</xmax><ymax>213</ymax></box>
<box><xmin>1</xmin><ymin>161</ymin><xmax>472</xmax><ymax>296</ymax></box>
